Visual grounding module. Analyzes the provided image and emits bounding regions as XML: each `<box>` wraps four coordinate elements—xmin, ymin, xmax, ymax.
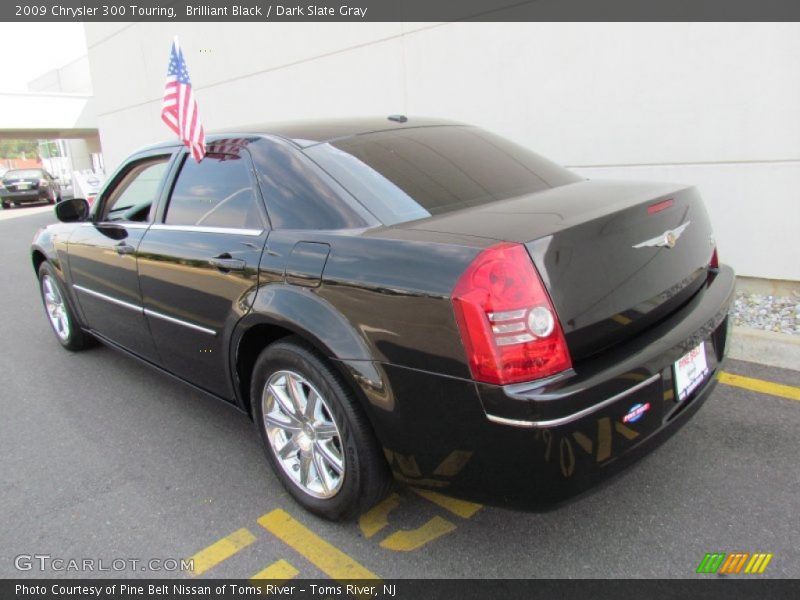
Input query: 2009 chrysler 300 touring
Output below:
<box><xmin>31</xmin><ymin>117</ymin><xmax>734</xmax><ymax>520</ymax></box>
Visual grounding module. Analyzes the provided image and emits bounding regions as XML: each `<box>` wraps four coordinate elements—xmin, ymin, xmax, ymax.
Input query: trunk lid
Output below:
<box><xmin>2</xmin><ymin>175</ymin><xmax>41</xmax><ymax>191</ymax></box>
<box><xmin>402</xmin><ymin>180</ymin><xmax>715</xmax><ymax>360</ymax></box>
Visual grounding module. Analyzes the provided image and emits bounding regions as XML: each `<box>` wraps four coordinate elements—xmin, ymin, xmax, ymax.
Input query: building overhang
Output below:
<box><xmin>0</xmin><ymin>92</ymin><xmax>97</xmax><ymax>138</ymax></box>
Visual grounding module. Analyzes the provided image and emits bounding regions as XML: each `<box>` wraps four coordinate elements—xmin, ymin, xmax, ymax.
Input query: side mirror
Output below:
<box><xmin>55</xmin><ymin>198</ymin><xmax>90</xmax><ymax>223</ymax></box>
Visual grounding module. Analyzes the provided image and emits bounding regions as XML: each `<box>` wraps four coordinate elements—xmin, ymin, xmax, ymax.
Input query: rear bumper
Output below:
<box><xmin>0</xmin><ymin>189</ymin><xmax>48</xmax><ymax>203</ymax></box>
<box><xmin>364</xmin><ymin>265</ymin><xmax>735</xmax><ymax>509</ymax></box>
<box><xmin>480</xmin><ymin>265</ymin><xmax>735</xmax><ymax>427</ymax></box>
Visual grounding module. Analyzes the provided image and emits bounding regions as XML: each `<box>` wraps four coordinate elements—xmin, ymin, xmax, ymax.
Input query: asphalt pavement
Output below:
<box><xmin>1</xmin><ymin>206</ymin><xmax>798</xmax><ymax>580</ymax></box>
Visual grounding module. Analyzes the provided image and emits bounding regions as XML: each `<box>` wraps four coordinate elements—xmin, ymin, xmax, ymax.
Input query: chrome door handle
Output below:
<box><xmin>115</xmin><ymin>242</ymin><xmax>135</xmax><ymax>255</ymax></box>
<box><xmin>209</xmin><ymin>254</ymin><xmax>246</xmax><ymax>272</ymax></box>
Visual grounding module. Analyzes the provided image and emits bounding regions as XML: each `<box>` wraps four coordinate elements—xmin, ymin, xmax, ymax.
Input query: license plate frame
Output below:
<box><xmin>673</xmin><ymin>342</ymin><xmax>709</xmax><ymax>402</ymax></box>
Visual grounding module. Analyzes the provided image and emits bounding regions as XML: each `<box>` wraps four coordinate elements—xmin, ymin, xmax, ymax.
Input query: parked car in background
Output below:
<box><xmin>30</xmin><ymin>117</ymin><xmax>734</xmax><ymax>520</ymax></box>
<box><xmin>1</xmin><ymin>168</ymin><xmax>61</xmax><ymax>208</ymax></box>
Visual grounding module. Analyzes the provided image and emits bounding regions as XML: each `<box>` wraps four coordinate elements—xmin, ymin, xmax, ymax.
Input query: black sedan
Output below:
<box><xmin>31</xmin><ymin>117</ymin><xmax>734</xmax><ymax>520</ymax></box>
<box><xmin>2</xmin><ymin>168</ymin><xmax>61</xmax><ymax>208</ymax></box>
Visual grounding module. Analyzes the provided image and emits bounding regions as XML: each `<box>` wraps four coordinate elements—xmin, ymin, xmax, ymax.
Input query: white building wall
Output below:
<box><xmin>27</xmin><ymin>56</ymin><xmax>93</xmax><ymax>94</ymax></box>
<box><xmin>85</xmin><ymin>22</ymin><xmax>800</xmax><ymax>281</ymax></box>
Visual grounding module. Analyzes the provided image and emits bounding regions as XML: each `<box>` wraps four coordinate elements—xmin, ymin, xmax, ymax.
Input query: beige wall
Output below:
<box><xmin>85</xmin><ymin>22</ymin><xmax>800</xmax><ymax>281</ymax></box>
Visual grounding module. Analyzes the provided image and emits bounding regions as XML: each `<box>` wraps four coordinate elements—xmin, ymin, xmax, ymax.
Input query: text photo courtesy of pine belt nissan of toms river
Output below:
<box><xmin>32</xmin><ymin>118</ymin><xmax>733</xmax><ymax>520</ymax></box>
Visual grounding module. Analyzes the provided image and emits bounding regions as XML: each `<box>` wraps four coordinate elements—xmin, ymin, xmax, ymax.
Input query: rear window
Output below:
<box><xmin>305</xmin><ymin>126</ymin><xmax>581</xmax><ymax>225</ymax></box>
<box><xmin>4</xmin><ymin>169</ymin><xmax>44</xmax><ymax>179</ymax></box>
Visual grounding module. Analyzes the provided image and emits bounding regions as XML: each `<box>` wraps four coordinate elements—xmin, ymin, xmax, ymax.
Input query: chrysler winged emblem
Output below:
<box><xmin>633</xmin><ymin>221</ymin><xmax>690</xmax><ymax>249</ymax></box>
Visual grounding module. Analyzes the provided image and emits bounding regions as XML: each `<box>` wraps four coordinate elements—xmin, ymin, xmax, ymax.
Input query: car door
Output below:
<box><xmin>136</xmin><ymin>145</ymin><xmax>268</xmax><ymax>399</ymax></box>
<box><xmin>68</xmin><ymin>151</ymin><xmax>174</xmax><ymax>361</ymax></box>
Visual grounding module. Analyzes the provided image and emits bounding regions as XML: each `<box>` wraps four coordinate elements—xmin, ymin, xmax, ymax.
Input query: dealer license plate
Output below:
<box><xmin>674</xmin><ymin>342</ymin><xmax>709</xmax><ymax>402</ymax></box>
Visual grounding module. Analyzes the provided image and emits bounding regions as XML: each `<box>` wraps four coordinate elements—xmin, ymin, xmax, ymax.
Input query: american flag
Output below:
<box><xmin>161</xmin><ymin>37</ymin><xmax>206</xmax><ymax>162</ymax></box>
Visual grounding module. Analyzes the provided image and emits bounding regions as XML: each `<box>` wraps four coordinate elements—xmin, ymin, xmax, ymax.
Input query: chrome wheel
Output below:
<box><xmin>262</xmin><ymin>370</ymin><xmax>345</xmax><ymax>499</ymax></box>
<box><xmin>42</xmin><ymin>274</ymin><xmax>70</xmax><ymax>341</ymax></box>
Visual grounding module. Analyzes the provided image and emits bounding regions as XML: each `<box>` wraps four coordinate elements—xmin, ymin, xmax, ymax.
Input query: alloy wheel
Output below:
<box><xmin>261</xmin><ymin>370</ymin><xmax>345</xmax><ymax>498</ymax></box>
<box><xmin>42</xmin><ymin>274</ymin><xmax>70</xmax><ymax>341</ymax></box>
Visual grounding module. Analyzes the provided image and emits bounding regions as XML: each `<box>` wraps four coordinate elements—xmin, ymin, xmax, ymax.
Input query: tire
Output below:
<box><xmin>252</xmin><ymin>337</ymin><xmax>392</xmax><ymax>521</ymax></box>
<box><xmin>1</xmin><ymin>201</ymin><xmax>8</xmax><ymax>209</ymax></box>
<box><xmin>38</xmin><ymin>262</ymin><xmax>93</xmax><ymax>351</ymax></box>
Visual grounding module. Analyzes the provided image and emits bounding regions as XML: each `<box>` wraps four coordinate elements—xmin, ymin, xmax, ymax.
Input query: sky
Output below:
<box><xmin>0</xmin><ymin>24</ymin><xmax>87</xmax><ymax>92</ymax></box>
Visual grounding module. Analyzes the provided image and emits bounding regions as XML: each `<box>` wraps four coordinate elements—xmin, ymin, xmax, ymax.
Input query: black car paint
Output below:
<box><xmin>31</xmin><ymin>120</ymin><xmax>734</xmax><ymax>508</ymax></box>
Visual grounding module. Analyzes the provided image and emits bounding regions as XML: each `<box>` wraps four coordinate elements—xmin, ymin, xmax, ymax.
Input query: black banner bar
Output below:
<box><xmin>4</xmin><ymin>579</ymin><xmax>800</xmax><ymax>600</ymax></box>
<box><xmin>3</xmin><ymin>0</ymin><xmax>800</xmax><ymax>22</ymax></box>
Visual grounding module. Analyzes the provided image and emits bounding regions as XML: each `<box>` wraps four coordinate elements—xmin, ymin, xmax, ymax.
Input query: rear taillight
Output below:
<box><xmin>709</xmin><ymin>246</ymin><xmax>719</xmax><ymax>270</ymax></box>
<box><xmin>452</xmin><ymin>242</ymin><xmax>572</xmax><ymax>385</ymax></box>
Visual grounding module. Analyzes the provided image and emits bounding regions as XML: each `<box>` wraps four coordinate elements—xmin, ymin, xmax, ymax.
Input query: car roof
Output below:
<box><xmin>138</xmin><ymin>116</ymin><xmax>464</xmax><ymax>153</ymax></box>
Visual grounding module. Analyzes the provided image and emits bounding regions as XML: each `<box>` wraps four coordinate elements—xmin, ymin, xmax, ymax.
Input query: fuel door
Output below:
<box><xmin>285</xmin><ymin>242</ymin><xmax>331</xmax><ymax>287</ymax></box>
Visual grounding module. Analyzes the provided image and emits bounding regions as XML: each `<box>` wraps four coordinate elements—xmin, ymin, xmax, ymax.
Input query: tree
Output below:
<box><xmin>0</xmin><ymin>139</ymin><xmax>39</xmax><ymax>159</ymax></box>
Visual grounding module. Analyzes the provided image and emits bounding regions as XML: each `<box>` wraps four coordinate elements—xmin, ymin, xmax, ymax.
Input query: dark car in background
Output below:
<box><xmin>2</xmin><ymin>168</ymin><xmax>61</xmax><ymax>208</ymax></box>
<box><xmin>30</xmin><ymin>118</ymin><xmax>734</xmax><ymax>520</ymax></box>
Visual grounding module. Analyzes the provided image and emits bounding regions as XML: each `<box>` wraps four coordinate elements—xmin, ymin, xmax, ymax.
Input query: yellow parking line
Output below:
<box><xmin>187</xmin><ymin>527</ymin><xmax>257</xmax><ymax>576</ymax></box>
<box><xmin>719</xmin><ymin>372</ymin><xmax>800</xmax><ymax>402</ymax></box>
<box><xmin>251</xmin><ymin>558</ymin><xmax>300</xmax><ymax>581</ymax></box>
<box><xmin>258</xmin><ymin>509</ymin><xmax>380</xmax><ymax>581</ymax></box>
<box><xmin>379</xmin><ymin>516</ymin><xmax>456</xmax><ymax>552</ymax></box>
<box><xmin>359</xmin><ymin>493</ymin><xmax>401</xmax><ymax>538</ymax></box>
<box><xmin>411</xmin><ymin>489</ymin><xmax>483</xmax><ymax>519</ymax></box>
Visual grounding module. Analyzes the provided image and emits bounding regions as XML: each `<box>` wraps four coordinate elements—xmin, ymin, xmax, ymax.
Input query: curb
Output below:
<box><xmin>729</xmin><ymin>327</ymin><xmax>800</xmax><ymax>371</ymax></box>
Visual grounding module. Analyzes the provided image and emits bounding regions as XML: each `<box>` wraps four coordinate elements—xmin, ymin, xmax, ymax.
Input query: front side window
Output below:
<box><xmin>100</xmin><ymin>157</ymin><xmax>170</xmax><ymax>223</ymax></box>
<box><xmin>165</xmin><ymin>153</ymin><xmax>264</xmax><ymax>229</ymax></box>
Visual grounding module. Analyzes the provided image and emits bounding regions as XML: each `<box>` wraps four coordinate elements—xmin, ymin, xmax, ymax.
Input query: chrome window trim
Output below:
<box><xmin>485</xmin><ymin>373</ymin><xmax>662</xmax><ymax>428</ymax></box>
<box><xmin>143</xmin><ymin>308</ymin><xmax>217</xmax><ymax>336</ymax></box>
<box><xmin>73</xmin><ymin>285</ymin><xmax>142</xmax><ymax>313</ymax></box>
<box><xmin>149</xmin><ymin>224</ymin><xmax>263</xmax><ymax>236</ymax></box>
<box><xmin>79</xmin><ymin>222</ymin><xmax>151</xmax><ymax>230</ymax></box>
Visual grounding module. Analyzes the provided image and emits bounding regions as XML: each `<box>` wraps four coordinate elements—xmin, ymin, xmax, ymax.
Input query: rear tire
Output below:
<box><xmin>252</xmin><ymin>337</ymin><xmax>392</xmax><ymax>521</ymax></box>
<box><xmin>1</xmin><ymin>201</ymin><xmax>8</xmax><ymax>209</ymax></box>
<box><xmin>38</xmin><ymin>262</ymin><xmax>92</xmax><ymax>351</ymax></box>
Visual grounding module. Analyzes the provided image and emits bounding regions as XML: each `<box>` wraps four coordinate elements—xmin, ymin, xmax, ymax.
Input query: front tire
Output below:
<box><xmin>38</xmin><ymin>262</ymin><xmax>92</xmax><ymax>351</ymax></box>
<box><xmin>252</xmin><ymin>338</ymin><xmax>391</xmax><ymax>521</ymax></box>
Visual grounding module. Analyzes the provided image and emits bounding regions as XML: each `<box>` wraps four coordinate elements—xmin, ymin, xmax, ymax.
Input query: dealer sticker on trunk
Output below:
<box><xmin>674</xmin><ymin>342</ymin><xmax>709</xmax><ymax>402</ymax></box>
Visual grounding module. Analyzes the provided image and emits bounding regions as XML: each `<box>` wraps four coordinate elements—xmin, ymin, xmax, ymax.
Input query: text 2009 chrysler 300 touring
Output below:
<box><xmin>31</xmin><ymin>117</ymin><xmax>734</xmax><ymax>520</ymax></box>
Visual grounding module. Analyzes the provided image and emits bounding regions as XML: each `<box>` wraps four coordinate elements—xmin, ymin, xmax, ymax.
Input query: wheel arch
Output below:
<box><xmin>231</xmin><ymin>301</ymin><xmax>389</xmax><ymax>425</ymax></box>
<box><xmin>32</xmin><ymin>248</ymin><xmax>47</xmax><ymax>275</ymax></box>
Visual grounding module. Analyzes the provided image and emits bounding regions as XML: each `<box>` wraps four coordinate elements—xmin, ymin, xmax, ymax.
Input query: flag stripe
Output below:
<box><xmin>161</xmin><ymin>38</ymin><xmax>205</xmax><ymax>161</ymax></box>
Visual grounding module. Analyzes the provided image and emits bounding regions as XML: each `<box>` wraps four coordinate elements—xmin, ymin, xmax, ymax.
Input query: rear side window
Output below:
<box><xmin>248</xmin><ymin>138</ymin><xmax>371</xmax><ymax>230</ymax></box>
<box><xmin>306</xmin><ymin>126</ymin><xmax>581</xmax><ymax>225</ymax></box>
<box><xmin>165</xmin><ymin>153</ymin><xmax>264</xmax><ymax>229</ymax></box>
